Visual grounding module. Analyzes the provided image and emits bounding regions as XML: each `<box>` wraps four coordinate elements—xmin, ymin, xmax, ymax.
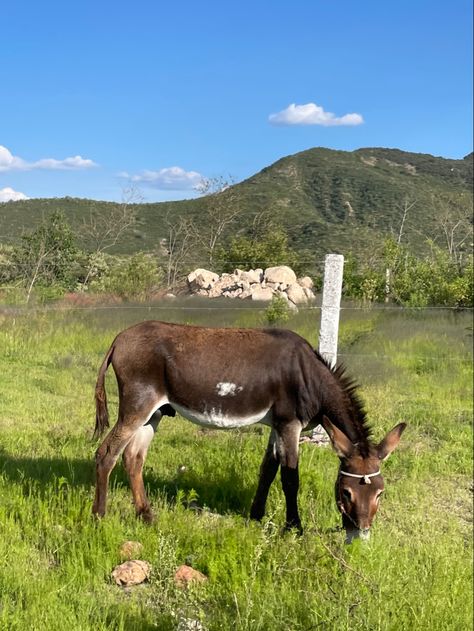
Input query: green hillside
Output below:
<box><xmin>1</xmin><ymin>147</ymin><xmax>472</xmax><ymax>261</ymax></box>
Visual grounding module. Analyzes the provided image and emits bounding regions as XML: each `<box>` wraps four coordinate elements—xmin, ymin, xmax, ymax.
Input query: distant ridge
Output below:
<box><xmin>1</xmin><ymin>147</ymin><xmax>472</xmax><ymax>261</ymax></box>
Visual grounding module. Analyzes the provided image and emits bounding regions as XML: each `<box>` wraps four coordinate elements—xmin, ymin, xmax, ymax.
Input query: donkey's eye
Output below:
<box><xmin>342</xmin><ymin>488</ymin><xmax>353</xmax><ymax>502</ymax></box>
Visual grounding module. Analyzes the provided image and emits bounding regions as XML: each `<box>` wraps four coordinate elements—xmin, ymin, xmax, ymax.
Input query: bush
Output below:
<box><xmin>216</xmin><ymin>227</ymin><xmax>304</xmax><ymax>274</ymax></box>
<box><xmin>89</xmin><ymin>253</ymin><xmax>163</xmax><ymax>300</ymax></box>
<box><xmin>263</xmin><ymin>294</ymin><xmax>292</xmax><ymax>325</ymax></box>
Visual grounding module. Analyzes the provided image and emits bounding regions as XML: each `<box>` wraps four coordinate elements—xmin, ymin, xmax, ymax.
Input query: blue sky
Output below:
<box><xmin>1</xmin><ymin>0</ymin><xmax>472</xmax><ymax>202</ymax></box>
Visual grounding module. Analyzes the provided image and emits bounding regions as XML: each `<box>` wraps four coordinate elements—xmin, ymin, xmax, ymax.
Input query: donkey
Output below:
<box><xmin>92</xmin><ymin>321</ymin><xmax>406</xmax><ymax>540</ymax></box>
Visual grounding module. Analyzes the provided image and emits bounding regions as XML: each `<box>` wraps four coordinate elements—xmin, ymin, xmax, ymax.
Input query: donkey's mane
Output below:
<box><xmin>314</xmin><ymin>350</ymin><xmax>373</xmax><ymax>455</ymax></box>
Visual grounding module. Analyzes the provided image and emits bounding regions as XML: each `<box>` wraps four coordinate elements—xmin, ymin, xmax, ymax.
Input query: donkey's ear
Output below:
<box><xmin>321</xmin><ymin>416</ymin><xmax>354</xmax><ymax>459</ymax></box>
<box><xmin>377</xmin><ymin>422</ymin><xmax>407</xmax><ymax>461</ymax></box>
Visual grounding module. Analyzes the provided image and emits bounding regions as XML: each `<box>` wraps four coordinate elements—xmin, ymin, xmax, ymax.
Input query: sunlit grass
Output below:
<box><xmin>0</xmin><ymin>304</ymin><xmax>472</xmax><ymax>630</ymax></box>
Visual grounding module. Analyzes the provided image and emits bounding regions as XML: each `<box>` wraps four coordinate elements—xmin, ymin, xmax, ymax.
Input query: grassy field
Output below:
<box><xmin>0</xmin><ymin>302</ymin><xmax>472</xmax><ymax>630</ymax></box>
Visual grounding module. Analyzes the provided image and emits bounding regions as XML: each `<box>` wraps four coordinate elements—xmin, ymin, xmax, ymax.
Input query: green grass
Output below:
<box><xmin>0</xmin><ymin>305</ymin><xmax>472</xmax><ymax>630</ymax></box>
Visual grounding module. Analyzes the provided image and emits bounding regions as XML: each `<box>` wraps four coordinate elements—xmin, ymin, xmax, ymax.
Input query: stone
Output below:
<box><xmin>111</xmin><ymin>560</ymin><xmax>151</xmax><ymax>586</ymax></box>
<box><xmin>276</xmin><ymin>290</ymin><xmax>298</xmax><ymax>311</ymax></box>
<box><xmin>240</xmin><ymin>269</ymin><xmax>263</xmax><ymax>284</ymax></box>
<box><xmin>264</xmin><ymin>266</ymin><xmax>297</xmax><ymax>285</ymax></box>
<box><xmin>187</xmin><ymin>269</ymin><xmax>219</xmax><ymax>291</ymax></box>
<box><xmin>174</xmin><ymin>564</ymin><xmax>208</xmax><ymax>588</ymax></box>
<box><xmin>207</xmin><ymin>276</ymin><xmax>240</xmax><ymax>298</ymax></box>
<box><xmin>303</xmin><ymin>287</ymin><xmax>316</xmax><ymax>301</ymax></box>
<box><xmin>286</xmin><ymin>283</ymin><xmax>308</xmax><ymax>305</ymax></box>
<box><xmin>297</xmin><ymin>276</ymin><xmax>314</xmax><ymax>289</ymax></box>
<box><xmin>250</xmin><ymin>286</ymin><xmax>274</xmax><ymax>301</ymax></box>
<box><xmin>238</xmin><ymin>289</ymin><xmax>252</xmax><ymax>300</ymax></box>
<box><xmin>119</xmin><ymin>541</ymin><xmax>143</xmax><ymax>561</ymax></box>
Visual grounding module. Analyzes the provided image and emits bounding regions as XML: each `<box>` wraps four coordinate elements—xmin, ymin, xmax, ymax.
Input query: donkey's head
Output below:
<box><xmin>322</xmin><ymin>417</ymin><xmax>406</xmax><ymax>543</ymax></box>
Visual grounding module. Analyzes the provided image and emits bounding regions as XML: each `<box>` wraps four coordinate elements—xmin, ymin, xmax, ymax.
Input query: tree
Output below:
<box><xmin>81</xmin><ymin>186</ymin><xmax>140</xmax><ymax>288</ymax></box>
<box><xmin>195</xmin><ymin>176</ymin><xmax>240</xmax><ymax>267</ymax></box>
<box><xmin>12</xmin><ymin>211</ymin><xmax>77</xmax><ymax>303</ymax></box>
<box><xmin>216</xmin><ymin>226</ymin><xmax>303</xmax><ymax>273</ymax></box>
<box><xmin>162</xmin><ymin>213</ymin><xmax>197</xmax><ymax>288</ymax></box>
<box><xmin>433</xmin><ymin>194</ymin><xmax>473</xmax><ymax>272</ymax></box>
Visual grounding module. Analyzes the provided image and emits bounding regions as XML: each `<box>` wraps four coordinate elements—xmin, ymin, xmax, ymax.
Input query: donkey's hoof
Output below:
<box><xmin>138</xmin><ymin>508</ymin><xmax>155</xmax><ymax>524</ymax></box>
<box><xmin>92</xmin><ymin>507</ymin><xmax>105</xmax><ymax>520</ymax></box>
<box><xmin>284</xmin><ymin>521</ymin><xmax>304</xmax><ymax>536</ymax></box>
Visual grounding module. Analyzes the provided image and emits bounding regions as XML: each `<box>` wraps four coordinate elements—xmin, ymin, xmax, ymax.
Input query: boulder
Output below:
<box><xmin>208</xmin><ymin>276</ymin><xmax>240</xmax><ymax>298</ymax></box>
<box><xmin>286</xmin><ymin>283</ymin><xmax>308</xmax><ymax>305</ymax></box>
<box><xmin>187</xmin><ymin>269</ymin><xmax>219</xmax><ymax>290</ymax></box>
<box><xmin>119</xmin><ymin>541</ymin><xmax>143</xmax><ymax>561</ymax></box>
<box><xmin>264</xmin><ymin>266</ymin><xmax>297</xmax><ymax>285</ymax></box>
<box><xmin>276</xmin><ymin>290</ymin><xmax>298</xmax><ymax>311</ymax></box>
<box><xmin>303</xmin><ymin>287</ymin><xmax>316</xmax><ymax>301</ymax></box>
<box><xmin>238</xmin><ymin>289</ymin><xmax>252</xmax><ymax>300</ymax></box>
<box><xmin>297</xmin><ymin>276</ymin><xmax>314</xmax><ymax>289</ymax></box>
<box><xmin>240</xmin><ymin>269</ymin><xmax>263</xmax><ymax>284</ymax></box>
<box><xmin>250</xmin><ymin>286</ymin><xmax>274</xmax><ymax>301</ymax></box>
<box><xmin>174</xmin><ymin>564</ymin><xmax>208</xmax><ymax>588</ymax></box>
<box><xmin>111</xmin><ymin>560</ymin><xmax>151</xmax><ymax>586</ymax></box>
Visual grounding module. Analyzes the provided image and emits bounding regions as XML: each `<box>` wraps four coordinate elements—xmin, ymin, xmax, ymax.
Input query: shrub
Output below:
<box><xmin>264</xmin><ymin>294</ymin><xmax>291</xmax><ymax>325</ymax></box>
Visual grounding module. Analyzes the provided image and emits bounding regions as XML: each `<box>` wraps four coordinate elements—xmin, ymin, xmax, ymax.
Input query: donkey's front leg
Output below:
<box><xmin>278</xmin><ymin>420</ymin><xmax>303</xmax><ymax>534</ymax></box>
<box><xmin>250</xmin><ymin>429</ymin><xmax>280</xmax><ymax>521</ymax></box>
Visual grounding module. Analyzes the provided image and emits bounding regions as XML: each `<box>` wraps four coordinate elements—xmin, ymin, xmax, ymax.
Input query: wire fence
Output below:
<box><xmin>0</xmin><ymin>301</ymin><xmax>472</xmax><ymax>314</ymax></box>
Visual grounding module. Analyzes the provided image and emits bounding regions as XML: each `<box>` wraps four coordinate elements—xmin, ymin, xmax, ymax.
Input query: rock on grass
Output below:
<box><xmin>174</xmin><ymin>564</ymin><xmax>208</xmax><ymax>588</ymax></box>
<box><xmin>111</xmin><ymin>560</ymin><xmax>151</xmax><ymax>586</ymax></box>
<box><xmin>119</xmin><ymin>540</ymin><xmax>143</xmax><ymax>561</ymax></box>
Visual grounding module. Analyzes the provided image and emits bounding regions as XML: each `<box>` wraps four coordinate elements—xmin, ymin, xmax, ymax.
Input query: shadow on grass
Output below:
<box><xmin>0</xmin><ymin>447</ymin><xmax>256</xmax><ymax>517</ymax></box>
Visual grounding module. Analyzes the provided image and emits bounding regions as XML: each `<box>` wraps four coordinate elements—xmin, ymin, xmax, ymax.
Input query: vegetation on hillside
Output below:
<box><xmin>1</xmin><ymin>147</ymin><xmax>472</xmax><ymax>262</ymax></box>
<box><xmin>0</xmin><ymin>148</ymin><xmax>472</xmax><ymax>306</ymax></box>
<box><xmin>0</xmin><ymin>207</ymin><xmax>472</xmax><ymax>307</ymax></box>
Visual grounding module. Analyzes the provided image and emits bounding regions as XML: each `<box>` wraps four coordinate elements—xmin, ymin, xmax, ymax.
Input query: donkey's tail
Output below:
<box><xmin>93</xmin><ymin>343</ymin><xmax>115</xmax><ymax>440</ymax></box>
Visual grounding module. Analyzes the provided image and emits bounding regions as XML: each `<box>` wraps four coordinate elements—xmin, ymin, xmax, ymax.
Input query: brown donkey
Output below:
<box><xmin>92</xmin><ymin>321</ymin><xmax>406</xmax><ymax>540</ymax></box>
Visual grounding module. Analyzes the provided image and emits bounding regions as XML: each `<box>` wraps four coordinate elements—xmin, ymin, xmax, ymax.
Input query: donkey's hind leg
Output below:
<box><xmin>122</xmin><ymin>410</ymin><xmax>162</xmax><ymax>523</ymax></box>
<box><xmin>92</xmin><ymin>418</ymin><xmax>142</xmax><ymax>518</ymax></box>
<box><xmin>250</xmin><ymin>429</ymin><xmax>280</xmax><ymax>521</ymax></box>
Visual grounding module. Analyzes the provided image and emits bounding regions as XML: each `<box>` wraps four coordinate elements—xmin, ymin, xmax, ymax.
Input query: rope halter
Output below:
<box><xmin>339</xmin><ymin>469</ymin><xmax>381</xmax><ymax>485</ymax></box>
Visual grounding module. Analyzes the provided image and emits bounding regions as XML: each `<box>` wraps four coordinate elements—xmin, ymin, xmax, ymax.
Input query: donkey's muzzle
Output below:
<box><xmin>345</xmin><ymin>527</ymin><xmax>371</xmax><ymax>544</ymax></box>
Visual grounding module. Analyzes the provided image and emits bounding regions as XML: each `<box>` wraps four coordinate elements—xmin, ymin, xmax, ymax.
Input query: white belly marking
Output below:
<box><xmin>171</xmin><ymin>402</ymin><xmax>271</xmax><ymax>429</ymax></box>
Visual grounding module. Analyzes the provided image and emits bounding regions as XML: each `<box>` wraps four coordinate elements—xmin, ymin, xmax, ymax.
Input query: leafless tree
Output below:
<box><xmin>163</xmin><ymin>213</ymin><xmax>198</xmax><ymax>288</ymax></box>
<box><xmin>81</xmin><ymin>186</ymin><xmax>141</xmax><ymax>287</ymax></box>
<box><xmin>195</xmin><ymin>176</ymin><xmax>240</xmax><ymax>267</ymax></box>
<box><xmin>396</xmin><ymin>197</ymin><xmax>417</xmax><ymax>245</ymax></box>
<box><xmin>434</xmin><ymin>195</ymin><xmax>473</xmax><ymax>270</ymax></box>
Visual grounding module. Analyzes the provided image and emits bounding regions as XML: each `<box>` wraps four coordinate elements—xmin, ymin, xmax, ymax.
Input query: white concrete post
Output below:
<box><xmin>318</xmin><ymin>254</ymin><xmax>344</xmax><ymax>368</ymax></box>
<box><xmin>308</xmin><ymin>254</ymin><xmax>344</xmax><ymax>444</ymax></box>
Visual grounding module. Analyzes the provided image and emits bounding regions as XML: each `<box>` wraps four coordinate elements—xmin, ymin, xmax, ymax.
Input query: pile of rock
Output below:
<box><xmin>187</xmin><ymin>265</ymin><xmax>315</xmax><ymax>307</ymax></box>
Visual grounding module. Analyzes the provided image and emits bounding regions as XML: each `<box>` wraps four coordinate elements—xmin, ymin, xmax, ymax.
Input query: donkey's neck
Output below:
<box><xmin>313</xmin><ymin>352</ymin><xmax>372</xmax><ymax>454</ymax></box>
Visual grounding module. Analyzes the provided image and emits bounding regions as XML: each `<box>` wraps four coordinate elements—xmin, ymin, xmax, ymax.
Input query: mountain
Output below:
<box><xmin>1</xmin><ymin>147</ymin><xmax>472</xmax><ymax>263</ymax></box>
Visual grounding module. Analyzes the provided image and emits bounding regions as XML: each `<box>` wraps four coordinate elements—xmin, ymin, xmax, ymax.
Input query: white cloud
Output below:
<box><xmin>0</xmin><ymin>145</ymin><xmax>97</xmax><ymax>171</ymax></box>
<box><xmin>269</xmin><ymin>103</ymin><xmax>364</xmax><ymax>127</ymax></box>
<box><xmin>0</xmin><ymin>187</ymin><xmax>29</xmax><ymax>202</ymax></box>
<box><xmin>121</xmin><ymin>166</ymin><xmax>203</xmax><ymax>190</ymax></box>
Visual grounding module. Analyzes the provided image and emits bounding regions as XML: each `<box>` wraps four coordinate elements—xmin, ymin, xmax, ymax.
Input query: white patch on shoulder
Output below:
<box><xmin>215</xmin><ymin>382</ymin><xmax>243</xmax><ymax>397</ymax></box>
<box><xmin>171</xmin><ymin>401</ymin><xmax>271</xmax><ymax>429</ymax></box>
